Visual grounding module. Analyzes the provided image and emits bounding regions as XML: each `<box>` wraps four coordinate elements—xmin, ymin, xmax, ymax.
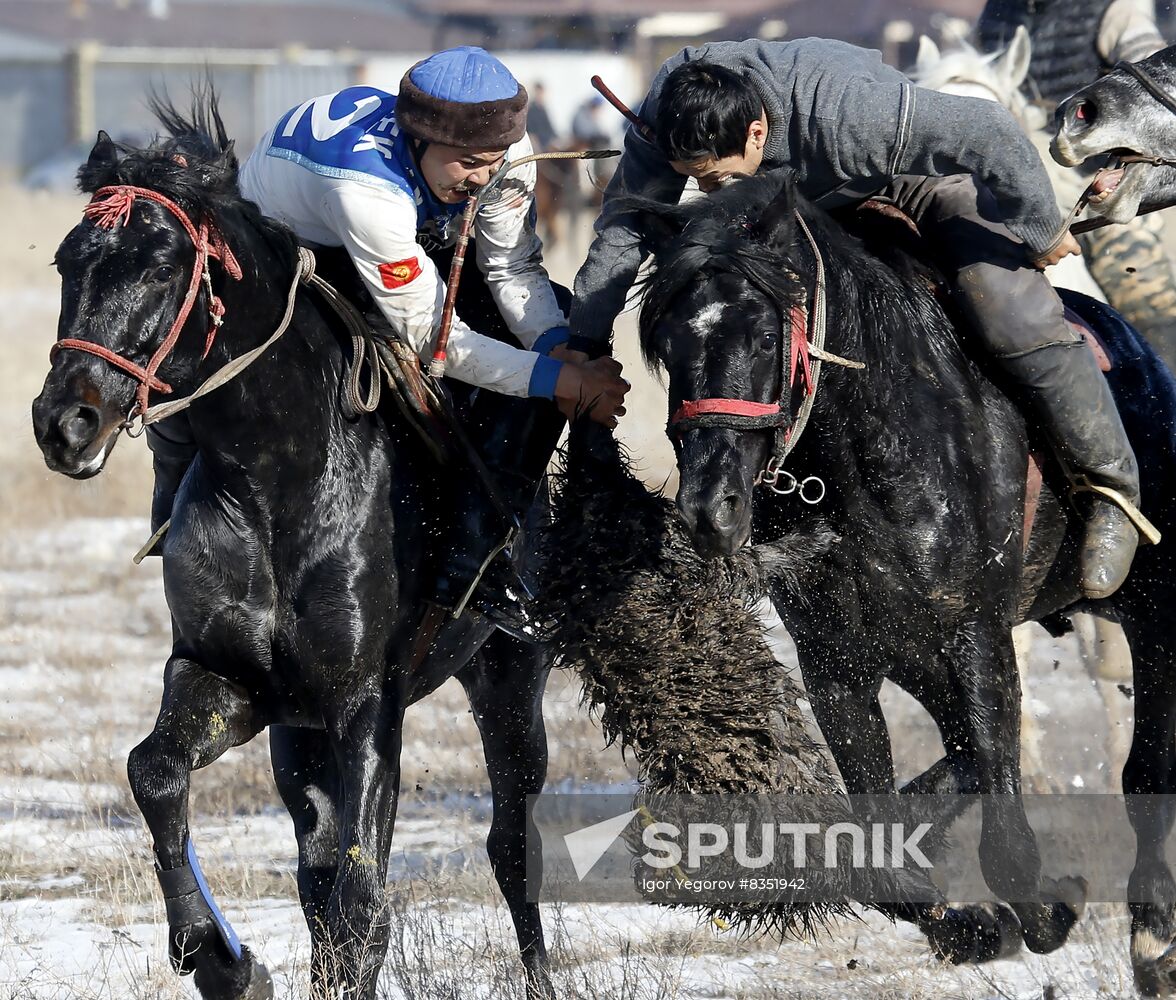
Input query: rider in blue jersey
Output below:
<box><xmin>148</xmin><ymin>48</ymin><xmax>629</xmax><ymax>632</ymax></box>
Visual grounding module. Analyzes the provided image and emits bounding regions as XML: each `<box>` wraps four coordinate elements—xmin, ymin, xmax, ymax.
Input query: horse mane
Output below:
<box><xmin>76</xmin><ymin>83</ymin><xmax>297</xmax><ymax>264</ymax></box>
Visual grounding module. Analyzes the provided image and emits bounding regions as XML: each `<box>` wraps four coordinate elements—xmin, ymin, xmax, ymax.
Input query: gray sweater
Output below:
<box><xmin>569</xmin><ymin>38</ymin><xmax>1066</xmax><ymax>345</ymax></box>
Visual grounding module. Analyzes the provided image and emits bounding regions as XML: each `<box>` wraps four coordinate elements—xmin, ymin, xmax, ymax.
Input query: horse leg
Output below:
<box><xmin>888</xmin><ymin>668</ymin><xmax>1023</xmax><ymax>964</ymax></box>
<box><xmin>319</xmin><ymin>694</ymin><xmax>403</xmax><ymax>1000</ymax></box>
<box><xmin>800</xmin><ymin>661</ymin><xmax>993</xmax><ymax>952</ymax></box>
<box><xmin>125</xmin><ymin>655</ymin><xmax>272</xmax><ymax>1000</ymax></box>
<box><xmin>1012</xmin><ymin>622</ymin><xmax>1049</xmax><ymax>791</ymax></box>
<box><xmin>269</xmin><ymin>725</ymin><xmax>341</xmax><ymax>986</ymax></box>
<box><xmin>1117</xmin><ymin>620</ymin><xmax>1176</xmax><ymax>997</ymax></box>
<box><xmin>1073</xmin><ymin>612</ymin><xmax>1135</xmax><ymax>790</ymax></box>
<box><xmin>802</xmin><ymin>666</ymin><xmax>895</xmax><ymax>795</ymax></box>
<box><xmin>458</xmin><ymin>632</ymin><xmax>553</xmax><ymax>1000</ymax></box>
<box><xmin>960</xmin><ymin>626</ymin><xmax>1087</xmax><ymax>955</ymax></box>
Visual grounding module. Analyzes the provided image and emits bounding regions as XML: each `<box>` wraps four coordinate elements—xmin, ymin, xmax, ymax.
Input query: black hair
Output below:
<box><xmin>654</xmin><ymin>61</ymin><xmax>761</xmax><ymax>162</ymax></box>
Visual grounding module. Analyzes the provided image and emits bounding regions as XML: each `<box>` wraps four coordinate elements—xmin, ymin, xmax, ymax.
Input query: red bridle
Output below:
<box><xmin>51</xmin><ymin>184</ymin><xmax>243</xmax><ymax>423</ymax></box>
<box><xmin>668</xmin><ymin>300</ymin><xmax>814</xmax><ymax>437</ymax></box>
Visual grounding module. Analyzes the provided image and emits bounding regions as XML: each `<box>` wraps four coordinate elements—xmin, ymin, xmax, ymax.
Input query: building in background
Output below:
<box><xmin>1</xmin><ymin>0</ymin><xmax>1168</xmax><ymax>183</ymax></box>
<box><xmin>0</xmin><ymin>0</ymin><xmax>476</xmax><ymax>180</ymax></box>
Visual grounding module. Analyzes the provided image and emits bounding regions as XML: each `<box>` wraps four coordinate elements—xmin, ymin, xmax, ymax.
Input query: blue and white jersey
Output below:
<box><xmin>238</xmin><ymin>87</ymin><xmax>567</xmax><ymax>399</ymax></box>
<box><xmin>265</xmin><ymin>87</ymin><xmax>465</xmax><ymax>247</ymax></box>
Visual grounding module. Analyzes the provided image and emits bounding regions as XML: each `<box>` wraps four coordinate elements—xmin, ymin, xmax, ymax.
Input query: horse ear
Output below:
<box><xmin>751</xmin><ymin>172</ymin><xmax>797</xmax><ymax>251</ymax></box>
<box><xmin>916</xmin><ymin>35</ymin><xmax>942</xmax><ymax>76</ymax></box>
<box><xmin>77</xmin><ymin>130</ymin><xmax>119</xmax><ymax>193</ymax></box>
<box><xmin>89</xmin><ymin>131</ymin><xmax>117</xmax><ymax>169</ymax></box>
<box><xmin>999</xmin><ymin>26</ymin><xmax>1032</xmax><ymax>89</ymax></box>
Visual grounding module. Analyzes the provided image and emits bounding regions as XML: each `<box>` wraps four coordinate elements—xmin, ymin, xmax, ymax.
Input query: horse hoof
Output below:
<box><xmin>1049</xmin><ymin>875</ymin><xmax>1089</xmax><ymax>921</ymax></box>
<box><xmin>524</xmin><ymin>960</ymin><xmax>556</xmax><ymax>1000</ymax></box>
<box><xmin>237</xmin><ymin>952</ymin><xmax>274</xmax><ymax>1000</ymax></box>
<box><xmin>191</xmin><ymin>944</ymin><xmax>273</xmax><ymax>1000</ymax></box>
<box><xmin>1021</xmin><ymin>875</ymin><xmax>1088</xmax><ymax>954</ymax></box>
<box><xmin>1133</xmin><ymin>929</ymin><xmax>1176</xmax><ymax>997</ymax></box>
<box><xmin>926</xmin><ymin>903</ymin><xmax>1022</xmax><ymax>964</ymax></box>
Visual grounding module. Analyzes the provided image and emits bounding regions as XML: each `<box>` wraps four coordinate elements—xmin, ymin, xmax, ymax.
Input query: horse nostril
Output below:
<box><xmin>1073</xmin><ymin>99</ymin><xmax>1097</xmax><ymax>128</ymax></box>
<box><xmin>59</xmin><ymin>403</ymin><xmax>101</xmax><ymax>450</ymax></box>
<box><xmin>712</xmin><ymin>493</ymin><xmax>744</xmax><ymax>531</ymax></box>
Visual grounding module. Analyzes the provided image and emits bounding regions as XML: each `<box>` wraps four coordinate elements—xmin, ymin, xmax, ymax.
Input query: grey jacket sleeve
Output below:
<box><xmin>568</xmin><ymin>117</ymin><xmax>686</xmax><ymax>346</ymax></box>
<box><xmin>851</xmin><ymin>83</ymin><xmax>1065</xmax><ymax>255</ymax></box>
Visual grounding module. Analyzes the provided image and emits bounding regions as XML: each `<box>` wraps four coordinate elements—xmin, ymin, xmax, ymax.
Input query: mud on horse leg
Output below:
<box><xmin>316</xmin><ymin>693</ymin><xmax>404</xmax><ymax>1000</ymax></box>
<box><xmin>960</xmin><ymin>628</ymin><xmax>1087</xmax><ymax>955</ymax></box>
<box><xmin>1118</xmin><ymin>621</ymin><xmax>1176</xmax><ymax>997</ymax></box>
<box><xmin>126</xmin><ymin>655</ymin><xmax>272</xmax><ymax>1000</ymax></box>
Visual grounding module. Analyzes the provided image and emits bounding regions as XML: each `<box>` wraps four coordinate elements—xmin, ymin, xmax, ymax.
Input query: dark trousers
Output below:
<box><xmin>868</xmin><ymin>173</ymin><xmax>1084</xmax><ymax>363</ymax></box>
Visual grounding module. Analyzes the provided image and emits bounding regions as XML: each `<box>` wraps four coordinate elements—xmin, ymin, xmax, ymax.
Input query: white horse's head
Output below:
<box><xmin>911</xmin><ymin>26</ymin><xmax>1047</xmax><ymax>132</ymax></box>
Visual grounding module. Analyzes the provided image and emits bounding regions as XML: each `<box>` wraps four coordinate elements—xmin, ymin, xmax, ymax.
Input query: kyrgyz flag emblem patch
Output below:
<box><xmin>379</xmin><ymin>257</ymin><xmax>422</xmax><ymax>289</ymax></box>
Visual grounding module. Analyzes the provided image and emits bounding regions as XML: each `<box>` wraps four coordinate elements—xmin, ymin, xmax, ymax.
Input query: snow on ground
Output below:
<box><xmin>0</xmin><ymin>514</ymin><xmax>1143</xmax><ymax>999</ymax></box>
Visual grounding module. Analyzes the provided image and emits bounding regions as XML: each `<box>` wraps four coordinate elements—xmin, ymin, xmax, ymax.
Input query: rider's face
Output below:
<box><xmin>418</xmin><ymin>144</ymin><xmax>508</xmax><ymax>204</ymax></box>
<box><xmin>669</xmin><ymin>118</ymin><xmax>768</xmax><ymax>193</ymax></box>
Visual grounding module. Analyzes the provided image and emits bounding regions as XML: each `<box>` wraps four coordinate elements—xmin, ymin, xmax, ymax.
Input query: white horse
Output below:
<box><xmin>911</xmin><ymin>27</ymin><xmax>1135</xmax><ymax>791</ymax></box>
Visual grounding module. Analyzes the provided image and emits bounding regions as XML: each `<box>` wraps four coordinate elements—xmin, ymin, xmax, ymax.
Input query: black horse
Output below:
<box><xmin>628</xmin><ymin>170</ymin><xmax>1176</xmax><ymax>993</ymax></box>
<box><xmin>31</xmin><ymin>101</ymin><xmax>555</xmax><ymax>1000</ymax></box>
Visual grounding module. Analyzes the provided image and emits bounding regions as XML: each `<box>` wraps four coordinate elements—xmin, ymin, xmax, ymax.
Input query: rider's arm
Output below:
<box><xmin>473</xmin><ymin>134</ymin><xmax>569</xmax><ymax>353</ymax></box>
<box><xmin>837</xmin><ymin>77</ymin><xmax>1065</xmax><ymax>257</ymax></box>
<box><xmin>568</xmin><ymin>106</ymin><xmax>687</xmax><ymax>352</ymax></box>
<box><xmin>320</xmin><ymin>183</ymin><xmax>562</xmax><ymax>399</ymax></box>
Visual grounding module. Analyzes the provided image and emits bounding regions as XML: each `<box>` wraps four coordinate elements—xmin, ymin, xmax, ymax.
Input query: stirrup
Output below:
<box><xmin>469</xmin><ymin>595</ymin><xmax>555</xmax><ymax>644</ymax></box>
<box><xmin>1071</xmin><ymin>477</ymin><xmax>1162</xmax><ymax>545</ymax></box>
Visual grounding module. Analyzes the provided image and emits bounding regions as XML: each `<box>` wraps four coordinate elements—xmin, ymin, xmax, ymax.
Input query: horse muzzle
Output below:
<box><xmin>676</xmin><ymin>482</ymin><xmax>753</xmax><ymax>559</ymax></box>
<box><xmin>32</xmin><ymin>373</ymin><xmax>127</xmax><ymax>479</ymax></box>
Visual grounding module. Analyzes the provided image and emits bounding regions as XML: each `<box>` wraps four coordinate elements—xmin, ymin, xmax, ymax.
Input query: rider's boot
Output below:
<box><xmin>999</xmin><ymin>340</ymin><xmax>1141</xmax><ymax>599</ymax></box>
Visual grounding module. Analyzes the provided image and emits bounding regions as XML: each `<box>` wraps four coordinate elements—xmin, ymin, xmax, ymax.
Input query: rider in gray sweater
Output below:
<box><xmin>567</xmin><ymin>37</ymin><xmax>1144</xmax><ymax>601</ymax></box>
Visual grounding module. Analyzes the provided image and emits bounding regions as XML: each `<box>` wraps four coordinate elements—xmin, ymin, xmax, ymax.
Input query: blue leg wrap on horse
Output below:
<box><xmin>156</xmin><ymin>837</ymin><xmax>243</xmax><ymax>961</ymax></box>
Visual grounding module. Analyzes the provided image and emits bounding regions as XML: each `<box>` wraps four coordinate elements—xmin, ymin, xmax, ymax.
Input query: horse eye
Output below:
<box><xmin>760</xmin><ymin>331</ymin><xmax>777</xmax><ymax>348</ymax></box>
<box><xmin>149</xmin><ymin>264</ymin><xmax>176</xmax><ymax>283</ymax></box>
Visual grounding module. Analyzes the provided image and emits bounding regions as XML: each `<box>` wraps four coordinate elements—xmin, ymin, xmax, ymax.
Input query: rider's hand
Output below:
<box><xmin>1032</xmin><ymin>232</ymin><xmax>1082</xmax><ymax>269</ymax></box>
<box><xmin>553</xmin><ymin>357</ymin><xmax>629</xmax><ymax>428</ymax></box>
<box><xmin>549</xmin><ymin>344</ymin><xmax>591</xmax><ymax>366</ymax></box>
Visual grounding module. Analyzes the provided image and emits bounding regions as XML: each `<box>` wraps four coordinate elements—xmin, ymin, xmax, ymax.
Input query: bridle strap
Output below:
<box><xmin>1115</xmin><ymin>59</ymin><xmax>1176</xmax><ymax>119</ymax></box>
<box><xmin>667</xmin><ymin>211</ymin><xmax>823</xmax><ymax>445</ymax></box>
<box><xmin>52</xmin><ymin>184</ymin><xmax>242</xmax><ymax>419</ymax></box>
<box><xmin>50</xmin><ymin>339</ymin><xmax>172</xmax><ymax>393</ymax></box>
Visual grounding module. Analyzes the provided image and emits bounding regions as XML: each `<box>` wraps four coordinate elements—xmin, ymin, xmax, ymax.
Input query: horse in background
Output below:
<box><xmin>533</xmin><ymin>139</ymin><xmax>614</xmax><ymax>249</ymax></box>
<box><xmin>913</xmin><ymin>26</ymin><xmax>1138</xmax><ymax>790</ymax></box>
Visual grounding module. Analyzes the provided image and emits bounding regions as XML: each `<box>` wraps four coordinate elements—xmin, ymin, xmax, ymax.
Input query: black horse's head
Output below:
<box><xmin>632</xmin><ymin>171</ymin><xmax>803</xmax><ymax>558</ymax></box>
<box><xmin>32</xmin><ymin>96</ymin><xmax>245</xmax><ymax>478</ymax></box>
